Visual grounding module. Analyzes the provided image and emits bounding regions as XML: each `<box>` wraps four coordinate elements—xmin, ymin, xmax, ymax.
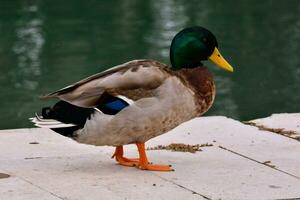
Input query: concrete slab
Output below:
<box><xmin>0</xmin><ymin>128</ymin><xmax>104</xmax><ymax>161</ymax></box>
<box><xmin>1</xmin><ymin>116</ymin><xmax>300</xmax><ymax>199</ymax></box>
<box><xmin>249</xmin><ymin>113</ymin><xmax>300</xmax><ymax>140</ymax></box>
<box><xmin>0</xmin><ymin>174</ymin><xmax>60</xmax><ymax>200</ymax></box>
<box><xmin>148</xmin><ymin>116</ymin><xmax>300</xmax><ymax>178</ymax></box>
<box><xmin>0</xmin><ymin>156</ymin><xmax>203</xmax><ymax>200</ymax></box>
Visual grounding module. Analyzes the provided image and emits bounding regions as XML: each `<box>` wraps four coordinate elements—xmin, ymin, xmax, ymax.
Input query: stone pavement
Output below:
<box><xmin>0</xmin><ymin>114</ymin><xmax>300</xmax><ymax>200</ymax></box>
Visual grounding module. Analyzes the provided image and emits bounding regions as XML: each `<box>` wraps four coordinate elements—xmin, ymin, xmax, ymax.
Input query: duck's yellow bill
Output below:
<box><xmin>208</xmin><ymin>47</ymin><xmax>234</xmax><ymax>72</ymax></box>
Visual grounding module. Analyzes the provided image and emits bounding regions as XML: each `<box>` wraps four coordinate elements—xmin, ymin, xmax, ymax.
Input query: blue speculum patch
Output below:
<box><xmin>104</xmin><ymin>100</ymin><xmax>129</xmax><ymax>112</ymax></box>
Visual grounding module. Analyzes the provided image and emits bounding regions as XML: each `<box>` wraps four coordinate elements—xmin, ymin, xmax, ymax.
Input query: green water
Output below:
<box><xmin>0</xmin><ymin>0</ymin><xmax>300</xmax><ymax>129</ymax></box>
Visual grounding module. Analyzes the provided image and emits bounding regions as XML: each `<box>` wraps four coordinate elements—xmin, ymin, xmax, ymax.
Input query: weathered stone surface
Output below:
<box><xmin>249</xmin><ymin>113</ymin><xmax>300</xmax><ymax>140</ymax></box>
<box><xmin>0</xmin><ymin>115</ymin><xmax>300</xmax><ymax>200</ymax></box>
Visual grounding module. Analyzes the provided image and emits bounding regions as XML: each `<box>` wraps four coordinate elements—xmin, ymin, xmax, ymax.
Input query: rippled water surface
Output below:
<box><xmin>0</xmin><ymin>0</ymin><xmax>300</xmax><ymax>129</ymax></box>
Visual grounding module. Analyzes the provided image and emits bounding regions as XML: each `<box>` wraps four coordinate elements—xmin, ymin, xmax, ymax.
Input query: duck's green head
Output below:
<box><xmin>170</xmin><ymin>26</ymin><xmax>233</xmax><ymax>72</ymax></box>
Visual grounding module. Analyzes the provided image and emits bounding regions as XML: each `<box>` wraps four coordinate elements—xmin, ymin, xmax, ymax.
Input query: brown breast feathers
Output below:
<box><xmin>176</xmin><ymin>66</ymin><xmax>215</xmax><ymax>114</ymax></box>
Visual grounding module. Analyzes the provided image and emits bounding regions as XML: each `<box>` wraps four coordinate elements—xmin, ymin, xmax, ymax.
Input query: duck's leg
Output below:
<box><xmin>112</xmin><ymin>146</ymin><xmax>139</xmax><ymax>167</ymax></box>
<box><xmin>136</xmin><ymin>143</ymin><xmax>173</xmax><ymax>171</ymax></box>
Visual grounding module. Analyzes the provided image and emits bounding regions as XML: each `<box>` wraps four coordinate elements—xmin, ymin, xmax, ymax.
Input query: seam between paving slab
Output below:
<box><xmin>0</xmin><ymin>167</ymin><xmax>64</xmax><ymax>199</ymax></box>
<box><xmin>2</xmin><ymin>160</ymin><xmax>209</xmax><ymax>200</ymax></box>
<box><xmin>8</xmin><ymin>173</ymin><xmax>65</xmax><ymax>200</ymax></box>
<box><xmin>2</xmin><ymin>154</ymin><xmax>212</xmax><ymax>200</ymax></box>
<box><xmin>151</xmin><ymin>145</ymin><xmax>300</xmax><ymax>200</ymax></box>
<box><xmin>151</xmin><ymin>173</ymin><xmax>211</xmax><ymax>200</ymax></box>
<box><xmin>218</xmin><ymin>145</ymin><xmax>300</xmax><ymax>180</ymax></box>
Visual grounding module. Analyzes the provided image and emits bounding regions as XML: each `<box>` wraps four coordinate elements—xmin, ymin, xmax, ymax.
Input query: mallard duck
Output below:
<box><xmin>31</xmin><ymin>26</ymin><xmax>234</xmax><ymax>171</ymax></box>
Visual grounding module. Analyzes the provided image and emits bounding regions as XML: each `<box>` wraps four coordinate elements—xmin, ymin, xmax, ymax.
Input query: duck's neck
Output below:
<box><xmin>176</xmin><ymin>66</ymin><xmax>215</xmax><ymax>113</ymax></box>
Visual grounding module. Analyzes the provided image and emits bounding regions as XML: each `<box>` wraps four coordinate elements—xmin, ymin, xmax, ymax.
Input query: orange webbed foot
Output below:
<box><xmin>112</xmin><ymin>143</ymin><xmax>174</xmax><ymax>171</ymax></box>
<box><xmin>112</xmin><ymin>146</ymin><xmax>139</xmax><ymax>167</ymax></box>
<box><xmin>116</xmin><ymin>156</ymin><xmax>139</xmax><ymax>167</ymax></box>
<box><xmin>138</xmin><ymin>163</ymin><xmax>173</xmax><ymax>171</ymax></box>
<box><xmin>136</xmin><ymin>143</ymin><xmax>174</xmax><ymax>172</ymax></box>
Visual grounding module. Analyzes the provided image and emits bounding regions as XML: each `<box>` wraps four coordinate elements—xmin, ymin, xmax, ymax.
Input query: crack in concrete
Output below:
<box><xmin>16</xmin><ymin>175</ymin><xmax>66</xmax><ymax>200</ymax></box>
<box><xmin>152</xmin><ymin>173</ymin><xmax>211</xmax><ymax>200</ymax></box>
<box><xmin>218</xmin><ymin>145</ymin><xmax>300</xmax><ymax>180</ymax></box>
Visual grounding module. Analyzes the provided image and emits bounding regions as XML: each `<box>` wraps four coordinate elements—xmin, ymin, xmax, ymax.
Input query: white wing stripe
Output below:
<box><xmin>116</xmin><ymin>95</ymin><xmax>134</xmax><ymax>105</ymax></box>
<box><xmin>33</xmin><ymin>123</ymin><xmax>77</xmax><ymax>128</ymax></box>
<box><xmin>30</xmin><ymin>114</ymin><xmax>77</xmax><ymax>128</ymax></box>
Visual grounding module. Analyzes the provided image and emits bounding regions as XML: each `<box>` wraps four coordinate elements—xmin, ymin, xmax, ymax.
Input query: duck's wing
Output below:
<box><xmin>41</xmin><ymin>59</ymin><xmax>172</xmax><ymax>108</ymax></box>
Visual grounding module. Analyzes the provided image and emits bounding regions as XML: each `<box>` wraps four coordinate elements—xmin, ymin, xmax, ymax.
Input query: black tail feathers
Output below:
<box><xmin>42</xmin><ymin>101</ymin><xmax>94</xmax><ymax>127</ymax></box>
<box><xmin>42</xmin><ymin>101</ymin><xmax>95</xmax><ymax>137</ymax></box>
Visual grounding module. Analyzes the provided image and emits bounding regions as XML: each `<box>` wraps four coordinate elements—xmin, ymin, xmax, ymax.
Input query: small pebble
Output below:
<box><xmin>29</xmin><ymin>142</ymin><xmax>39</xmax><ymax>144</ymax></box>
<box><xmin>0</xmin><ymin>173</ymin><xmax>10</xmax><ymax>179</ymax></box>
